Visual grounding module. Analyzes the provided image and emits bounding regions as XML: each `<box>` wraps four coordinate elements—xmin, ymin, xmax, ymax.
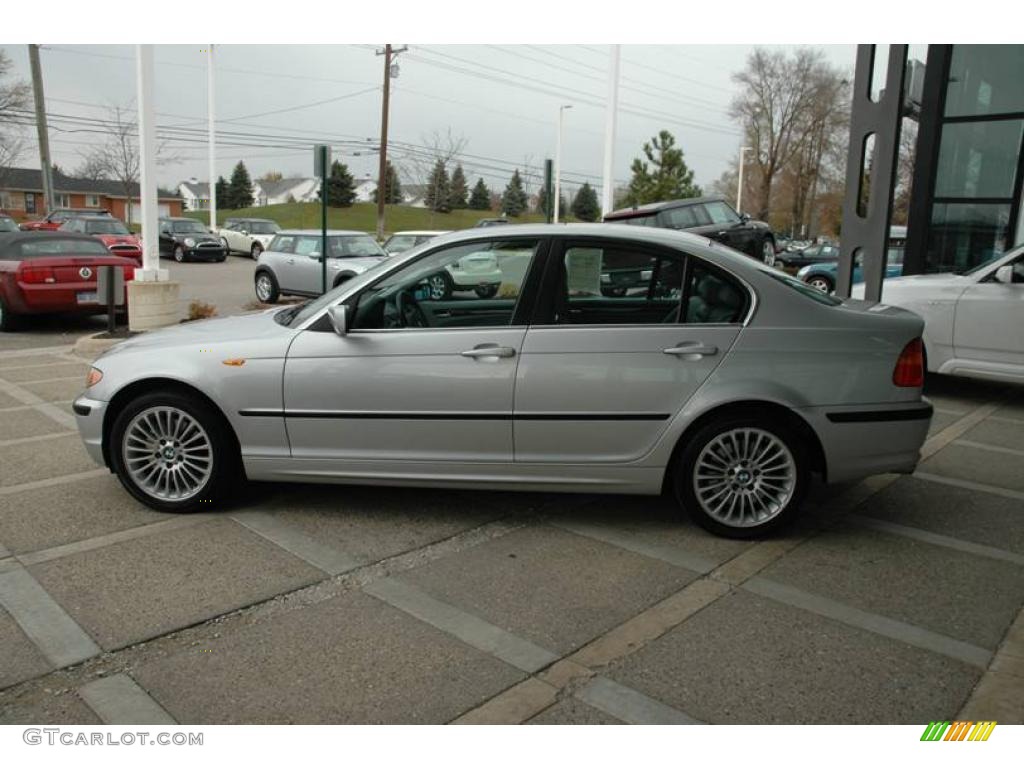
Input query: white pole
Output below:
<box><xmin>208</xmin><ymin>44</ymin><xmax>216</xmax><ymax>229</ymax></box>
<box><xmin>601</xmin><ymin>44</ymin><xmax>620</xmax><ymax>215</ymax></box>
<box><xmin>554</xmin><ymin>104</ymin><xmax>571</xmax><ymax>223</ymax></box>
<box><xmin>135</xmin><ymin>45</ymin><xmax>163</xmax><ymax>280</ymax></box>
<box><xmin>736</xmin><ymin>146</ymin><xmax>752</xmax><ymax>214</ymax></box>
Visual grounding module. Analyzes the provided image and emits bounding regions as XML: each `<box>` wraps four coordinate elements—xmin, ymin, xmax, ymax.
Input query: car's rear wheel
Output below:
<box><xmin>427</xmin><ymin>272</ymin><xmax>453</xmax><ymax>300</ymax></box>
<box><xmin>221</xmin><ymin>237</ymin><xmax>231</xmax><ymax>253</ymax></box>
<box><xmin>474</xmin><ymin>284</ymin><xmax>499</xmax><ymax>299</ymax></box>
<box><xmin>673</xmin><ymin>415</ymin><xmax>808</xmax><ymax>539</ymax></box>
<box><xmin>762</xmin><ymin>239</ymin><xmax>776</xmax><ymax>266</ymax></box>
<box><xmin>0</xmin><ymin>295</ymin><xmax>21</xmax><ymax>332</ymax></box>
<box><xmin>807</xmin><ymin>275</ymin><xmax>834</xmax><ymax>293</ymax></box>
<box><xmin>109</xmin><ymin>391</ymin><xmax>239</xmax><ymax>513</ymax></box>
<box><xmin>251</xmin><ymin>242</ymin><xmax>263</xmax><ymax>259</ymax></box>
<box><xmin>254</xmin><ymin>271</ymin><xmax>280</xmax><ymax>303</ymax></box>
<box><xmin>173</xmin><ymin>246</ymin><xmax>186</xmax><ymax>263</ymax></box>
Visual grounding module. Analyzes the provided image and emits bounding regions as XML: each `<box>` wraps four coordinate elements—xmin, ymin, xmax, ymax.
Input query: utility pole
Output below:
<box><xmin>554</xmin><ymin>104</ymin><xmax>572</xmax><ymax>224</ymax></box>
<box><xmin>375</xmin><ymin>44</ymin><xmax>407</xmax><ymax>240</ymax></box>
<box><xmin>208</xmin><ymin>44</ymin><xmax>217</xmax><ymax>230</ymax></box>
<box><xmin>601</xmin><ymin>44</ymin><xmax>620</xmax><ymax>216</ymax></box>
<box><xmin>28</xmin><ymin>45</ymin><xmax>55</xmax><ymax>214</ymax></box>
<box><xmin>736</xmin><ymin>146</ymin><xmax>753</xmax><ymax>214</ymax></box>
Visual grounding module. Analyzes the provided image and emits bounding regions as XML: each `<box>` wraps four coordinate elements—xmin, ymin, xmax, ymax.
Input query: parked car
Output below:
<box><xmin>60</xmin><ymin>215</ymin><xmax>143</xmax><ymax>265</ymax></box>
<box><xmin>474</xmin><ymin>217</ymin><xmax>512</xmax><ymax>228</ymax></box>
<box><xmin>217</xmin><ymin>218</ymin><xmax>281</xmax><ymax>259</ymax></box>
<box><xmin>797</xmin><ymin>228</ymin><xmax>907</xmax><ymax>293</ymax></box>
<box><xmin>254</xmin><ymin>230</ymin><xmax>388</xmax><ymax>303</ymax></box>
<box><xmin>74</xmin><ymin>224</ymin><xmax>931</xmax><ymax>539</ymax></box>
<box><xmin>771</xmin><ymin>242</ymin><xmax>840</xmax><ymax>270</ymax></box>
<box><xmin>853</xmin><ymin>245</ymin><xmax>1024</xmax><ymax>384</ymax></box>
<box><xmin>382</xmin><ymin>230</ymin><xmax>449</xmax><ymax>257</ymax></box>
<box><xmin>158</xmin><ymin>217</ymin><xmax>226</xmax><ymax>263</ymax></box>
<box><xmin>19</xmin><ymin>208</ymin><xmax>112</xmax><ymax>231</ymax></box>
<box><xmin>603</xmin><ymin>197</ymin><xmax>776</xmax><ymax>263</ymax></box>
<box><xmin>0</xmin><ymin>232</ymin><xmax>135</xmax><ymax>331</ymax></box>
<box><xmin>0</xmin><ymin>214</ymin><xmax>18</xmax><ymax>233</ymax></box>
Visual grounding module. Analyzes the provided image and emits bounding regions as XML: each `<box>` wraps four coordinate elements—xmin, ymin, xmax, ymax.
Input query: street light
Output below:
<box><xmin>736</xmin><ymin>146</ymin><xmax>754</xmax><ymax>214</ymax></box>
<box><xmin>554</xmin><ymin>104</ymin><xmax>572</xmax><ymax>223</ymax></box>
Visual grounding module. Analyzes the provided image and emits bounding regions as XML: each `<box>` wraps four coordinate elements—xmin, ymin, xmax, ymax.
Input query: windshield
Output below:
<box><xmin>330</xmin><ymin>235</ymin><xmax>385</xmax><ymax>258</ymax></box>
<box><xmin>959</xmin><ymin>251</ymin><xmax>1012</xmax><ymax>276</ymax></box>
<box><xmin>249</xmin><ymin>222</ymin><xmax>280</xmax><ymax>235</ymax></box>
<box><xmin>762</xmin><ymin>269</ymin><xmax>842</xmax><ymax>306</ymax></box>
<box><xmin>172</xmin><ymin>220</ymin><xmax>209</xmax><ymax>234</ymax></box>
<box><xmin>86</xmin><ymin>220</ymin><xmax>131</xmax><ymax>235</ymax></box>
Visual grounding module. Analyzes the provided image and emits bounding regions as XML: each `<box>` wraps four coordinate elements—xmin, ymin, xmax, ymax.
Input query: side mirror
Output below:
<box><xmin>995</xmin><ymin>265</ymin><xmax>1014</xmax><ymax>284</ymax></box>
<box><xmin>241</xmin><ymin>230</ymin><xmax>249</xmax><ymax>236</ymax></box>
<box><xmin>327</xmin><ymin>304</ymin><xmax>349</xmax><ymax>336</ymax></box>
<box><xmin>739</xmin><ymin>212</ymin><xmax>751</xmax><ymax>223</ymax></box>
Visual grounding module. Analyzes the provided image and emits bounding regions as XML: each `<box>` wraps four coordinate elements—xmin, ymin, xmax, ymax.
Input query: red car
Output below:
<box><xmin>60</xmin><ymin>215</ymin><xmax>143</xmax><ymax>265</ymax></box>
<box><xmin>0</xmin><ymin>232</ymin><xmax>135</xmax><ymax>332</ymax></box>
<box><xmin>19</xmin><ymin>208</ymin><xmax>112</xmax><ymax>232</ymax></box>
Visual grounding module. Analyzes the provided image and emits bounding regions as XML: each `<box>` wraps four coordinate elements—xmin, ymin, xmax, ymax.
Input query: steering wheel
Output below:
<box><xmin>394</xmin><ymin>288</ymin><xmax>429</xmax><ymax>328</ymax></box>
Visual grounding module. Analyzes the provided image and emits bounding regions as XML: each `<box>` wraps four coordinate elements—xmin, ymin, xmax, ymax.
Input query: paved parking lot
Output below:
<box><xmin>0</xmin><ymin>265</ymin><xmax>1022</xmax><ymax>725</ymax></box>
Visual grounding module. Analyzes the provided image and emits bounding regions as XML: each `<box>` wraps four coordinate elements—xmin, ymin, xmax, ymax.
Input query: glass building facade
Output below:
<box><xmin>905</xmin><ymin>45</ymin><xmax>1024</xmax><ymax>274</ymax></box>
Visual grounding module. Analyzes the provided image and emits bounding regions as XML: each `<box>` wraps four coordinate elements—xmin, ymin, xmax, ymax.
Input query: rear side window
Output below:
<box><xmin>615</xmin><ymin>214</ymin><xmax>656</xmax><ymax>227</ymax></box>
<box><xmin>763</xmin><ymin>270</ymin><xmax>842</xmax><ymax>306</ymax></box>
<box><xmin>661</xmin><ymin>205</ymin><xmax>708</xmax><ymax>228</ymax></box>
<box><xmin>686</xmin><ymin>262</ymin><xmax>747</xmax><ymax>323</ymax></box>
<box><xmin>18</xmin><ymin>238</ymin><xmax>109</xmax><ymax>258</ymax></box>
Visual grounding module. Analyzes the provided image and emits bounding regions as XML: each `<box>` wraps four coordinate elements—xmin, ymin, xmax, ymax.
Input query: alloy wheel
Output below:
<box><xmin>763</xmin><ymin>241</ymin><xmax>776</xmax><ymax>267</ymax></box>
<box><xmin>692</xmin><ymin>427</ymin><xmax>796</xmax><ymax>529</ymax></box>
<box><xmin>255</xmin><ymin>274</ymin><xmax>273</xmax><ymax>302</ymax></box>
<box><xmin>174</xmin><ymin>246</ymin><xmax>185</xmax><ymax>263</ymax></box>
<box><xmin>808</xmin><ymin>277</ymin><xmax>832</xmax><ymax>293</ymax></box>
<box><xmin>427</xmin><ymin>274</ymin><xmax>449</xmax><ymax>300</ymax></box>
<box><xmin>122</xmin><ymin>406</ymin><xmax>213</xmax><ymax>502</ymax></box>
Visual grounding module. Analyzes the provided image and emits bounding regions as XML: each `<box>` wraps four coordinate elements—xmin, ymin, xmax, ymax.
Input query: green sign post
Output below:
<box><xmin>314</xmin><ymin>144</ymin><xmax>331</xmax><ymax>294</ymax></box>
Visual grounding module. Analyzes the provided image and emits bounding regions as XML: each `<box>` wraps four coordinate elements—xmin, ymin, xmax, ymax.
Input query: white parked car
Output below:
<box><xmin>382</xmin><ymin>230</ymin><xmax>449</xmax><ymax>257</ymax></box>
<box><xmin>218</xmin><ymin>218</ymin><xmax>281</xmax><ymax>259</ymax></box>
<box><xmin>854</xmin><ymin>246</ymin><xmax>1024</xmax><ymax>384</ymax></box>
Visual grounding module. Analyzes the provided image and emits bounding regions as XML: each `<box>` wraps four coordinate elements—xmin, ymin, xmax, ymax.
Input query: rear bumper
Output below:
<box><xmin>798</xmin><ymin>400</ymin><xmax>933</xmax><ymax>483</ymax></box>
<box><xmin>10</xmin><ymin>283</ymin><xmax>129</xmax><ymax>314</ymax></box>
<box><xmin>72</xmin><ymin>395</ymin><xmax>108</xmax><ymax>467</ymax></box>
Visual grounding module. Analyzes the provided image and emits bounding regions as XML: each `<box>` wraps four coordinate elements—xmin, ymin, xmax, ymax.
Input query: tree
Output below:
<box><xmin>571</xmin><ymin>182</ymin><xmax>600</xmax><ymax>222</ymax></box>
<box><xmin>624</xmin><ymin>130</ymin><xmax>702</xmax><ymax>206</ymax></box>
<box><xmin>424</xmin><ymin>160</ymin><xmax>451</xmax><ymax>213</ymax></box>
<box><xmin>372</xmin><ymin>161</ymin><xmax>402</xmax><ymax>204</ymax></box>
<box><xmin>0</xmin><ymin>51</ymin><xmax>30</xmax><ymax>187</ymax></box>
<box><xmin>448</xmin><ymin>164</ymin><xmax>468</xmax><ymax>210</ymax></box>
<box><xmin>320</xmin><ymin>160</ymin><xmax>356</xmax><ymax>207</ymax></box>
<box><xmin>74</xmin><ymin>154</ymin><xmax>109</xmax><ymax>182</ymax></box>
<box><xmin>226</xmin><ymin>161</ymin><xmax>254</xmax><ymax>209</ymax></box>
<box><xmin>214</xmin><ymin>176</ymin><xmax>229</xmax><ymax>209</ymax></box>
<box><xmin>469</xmin><ymin>178</ymin><xmax>491</xmax><ymax>210</ymax></box>
<box><xmin>535</xmin><ymin>184</ymin><xmax>566</xmax><ymax>219</ymax></box>
<box><xmin>501</xmin><ymin>169</ymin><xmax>529</xmax><ymax>217</ymax></box>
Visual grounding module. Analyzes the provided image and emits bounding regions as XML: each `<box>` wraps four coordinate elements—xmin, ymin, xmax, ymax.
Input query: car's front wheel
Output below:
<box><xmin>173</xmin><ymin>246</ymin><xmax>186</xmax><ymax>263</ymax></box>
<box><xmin>221</xmin><ymin>237</ymin><xmax>231</xmax><ymax>253</ymax></box>
<box><xmin>762</xmin><ymin>239</ymin><xmax>776</xmax><ymax>266</ymax></box>
<box><xmin>109</xmin><ymin>391</ymin><xmax>239</xmax><ymax>513</ymax></box>
<box><xmin>427</xmin><ymin>272</ymin><xmax>453</xmax><ymax>300</ymax></box>
<box><xmin>673</xmin><ymin>414</ymin><xmax>808</xmax><ymax>539</ymax></box>
<box><xmin>251</xmin><ymin>242</ymin><xmax>263</xmax><ymax>259</ymax></box>
<box><xmin>254</xmin><ymin>271</ymin><xmax>280</xmax><ymax>303</ymax></box>
<box><xmin>806</xmin><ymin>274</ymin><xmax>834</xmax><ymax>293</ymax></box>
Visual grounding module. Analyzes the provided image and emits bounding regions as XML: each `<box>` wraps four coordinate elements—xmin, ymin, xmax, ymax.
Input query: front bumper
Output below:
<box><xmin>799</xmin><ymin>400</ymin><xmax>933</xmax><ymax>483</ymax></box>
<box><xmin>72</xmin><ymin>395</ymin><xmax>109</xmax><ymax>467</ymax></box>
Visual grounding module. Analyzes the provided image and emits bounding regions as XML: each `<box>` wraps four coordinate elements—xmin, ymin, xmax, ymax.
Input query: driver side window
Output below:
<box><xmin>351</xmin><ymin>239</ymin><xmax>541</xmax><ymax>331</ymax></box>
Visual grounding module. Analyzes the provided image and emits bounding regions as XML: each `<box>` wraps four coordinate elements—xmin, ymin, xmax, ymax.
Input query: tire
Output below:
<box><xmin>474</xmin><ymin>284</ymin><xmax>499</xmax><ymax>299</ymax></box>
<box><xmin>426</xmin><ymin>271</ymin><xmax>453</xmax><ymax>300</ymax></box>
<box><xmin>762</xmin><ymin>238</ymin><xmax>776</xmax><ymax>266</ymax></box>
<box><xmin>173</xmin><ymin>245</ymin><xmax>186</xmax><ymax>263</ymax></box>
<box><xmin>0</xmin><ymin>295</ymin><xmax>21</xmax><ymax>332</ymax></box>
<box><xmin>250</xmin><ymin>242</ymin><xmax>263</xmax><ymax>260</ymax></box>
<box><xmin>254</xmin><ymin>271</ymin><xmax>280</xmax><ymax>303</ymax></box>
<box><xmin>673</xmin><ymin>414</ymin><xmax>809</xmax><ymax>539</ymax></box>
<box><xmin>109</xmin><ymin>390</ymin><xmax>240</xmax><ymax>513</ymax></box>
<box><xmin>221</xmin><ymin>237</ymin><xmax>231</xmax><ymax>254</ymax></box>
<box><xmin>807</xmin><ymin>274</ymin><xmax>834</xmax><ymax>293</ymax></box>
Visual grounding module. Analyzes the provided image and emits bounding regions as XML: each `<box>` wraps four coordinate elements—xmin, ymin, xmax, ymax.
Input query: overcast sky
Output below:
<box><xmin>2</xmin><ymin>44</ymin><xmax>863</xmax><ymax>196</ymax></box>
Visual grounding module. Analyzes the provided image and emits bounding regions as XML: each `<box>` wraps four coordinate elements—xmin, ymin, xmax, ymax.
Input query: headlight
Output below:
<box><xmin>184</xmin><ymin>238</ymin><xmax>196</xmax><ymax>247</ymax></box>
<box><xmin>86</xmin><ymin>367</ymin><xmax>103</xmax><ymax>388</ymax></box>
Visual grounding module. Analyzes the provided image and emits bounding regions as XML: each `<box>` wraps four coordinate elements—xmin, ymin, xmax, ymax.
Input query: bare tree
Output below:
<box><xmin>78</xmin><ymin>105</ymin><xmax>178</xmax><ymax>224</ymax></box>
<box><xmin>73</xmin><ymin>153</ymin><xmax>110</xmax><ymax>182</ymax></box>
<box><xmin>729</xmin><ymin>48</ymin><xmax>839</xmax><ymax>222</ymax></box>
<box><xmin>0</xmin><ymin>50</ymin><xmax>31</xmax><ymax>188</ymax></box>
<box><xmin>396</xmin><ymin>128</ymin><xmax>468</xmax><ymax>226</ymax></box>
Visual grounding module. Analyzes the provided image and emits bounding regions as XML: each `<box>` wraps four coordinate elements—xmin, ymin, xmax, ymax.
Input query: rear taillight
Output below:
<box><xmin>123</xmin><ymin>265</ymin><xmax>135</xmax><ymax>281</ymax></box>
<box><xmin>893</xmin><ymin>338</ymin><xmax>924</xmax><ymax>387</ymax></box>
<box><xmin>19</xmin><ymin>265</ymin><xmax>56</xmax><ymax>284</ymax></box>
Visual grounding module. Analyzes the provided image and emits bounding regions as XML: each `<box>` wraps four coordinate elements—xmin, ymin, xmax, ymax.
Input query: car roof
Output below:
<box><xmin>69</xmin><ymin>214</ymin><xmax>124</xmax><ymax>221</ymax></box>
<box><xmin>226</xmin><ymin>217</ymin><xmax>276</xmax><ymax>223</ymax></box>
<box><xmin>388</xmin><ymin>230</ymin><xmax>449</xmax><ymax>237</ymax></box>
<box><xmin>275</xmin><ymin>229</ymin><xmax>372</xmax><ymax>236</ymax></box>
<box><xmin>0</xmin><ymin>231</ymin><xmax>108</xmax><ymax>249</ymax></box>
<box><xmin>604</xmin><ymin>196</ymin><xmax>728</xmax><ymax>219</ymax></box>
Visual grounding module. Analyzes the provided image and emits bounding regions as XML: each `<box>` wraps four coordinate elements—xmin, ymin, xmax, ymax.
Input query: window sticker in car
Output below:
<box><xmin>566</xmin><ymin>248</ymin><xmax>602</xmax><ymax>295</ymax></box>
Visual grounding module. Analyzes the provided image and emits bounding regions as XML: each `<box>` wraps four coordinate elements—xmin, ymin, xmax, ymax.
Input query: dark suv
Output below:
<box><xmin>603</xmin><ymin>197</ymin><xmax>775</xmax><ymax>262</ymax></box>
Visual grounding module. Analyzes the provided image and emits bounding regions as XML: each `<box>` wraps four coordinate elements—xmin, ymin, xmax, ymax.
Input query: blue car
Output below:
<box><xmin>797</xmin><ymin>228</ymin><xmax>907</xmax><ymax>293</ymax></box>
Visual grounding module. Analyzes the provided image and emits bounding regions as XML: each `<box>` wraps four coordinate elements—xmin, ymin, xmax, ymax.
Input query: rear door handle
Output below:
<box><xmin>663</xmin><ymin>342</ymin><xmax>718</xmax><ymax>357</ymax></box>
<box><xmin>461</xmin><ymin>344</ymin><xmax>516</xmax><ymax>359</ymax></box>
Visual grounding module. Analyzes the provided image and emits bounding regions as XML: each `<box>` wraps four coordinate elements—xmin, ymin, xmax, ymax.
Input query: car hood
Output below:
<box><xmin>100</xmin><ymin>308</ymin><xmax>293</xmax><ymax>358</ymax></box>
<box><xmin>176</xmin><ymin>233</ymin><xmax>220</xmax><ymax>243</ymax></box>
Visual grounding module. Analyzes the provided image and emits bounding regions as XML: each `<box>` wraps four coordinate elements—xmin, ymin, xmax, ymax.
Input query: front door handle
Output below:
<box><xmin>664</xmin><ymin>342</ymin><xmax>718</xmax><ymax>357</ymax></box>
<box><xmin>461</xmin><ymin>344</ymin><xmax>516</xmax><ymax>359</ymax></box>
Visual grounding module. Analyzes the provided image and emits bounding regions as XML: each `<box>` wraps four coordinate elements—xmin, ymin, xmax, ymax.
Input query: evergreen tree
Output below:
<box><xmin>320</xmin><ymin>160</ymin><xmax>356</xmax><ymax>207</ymax></box>
<box><xmin>424</xmin><ymin>160</ymin><xmax>451</xmax><ymax>213</ymax></box>
<box><xmin>571</xmin><ymin>182</ymin><xmax>601</xmax><ymax>222</ymax></box>
<box><xmin>227</xmin><ymin>161</ymin><xmax>254</xmax><ymax>209</ymax></box>
<box><xmin>624</xmin><ymin>130</ymin><xmax>702</xmax><ymax>206</ymax></box>
<box><xmin>501</xmin><ymin>169</ymin><xmax>529</xmax><ymax>217</ymax></box>
<box><xmin>448</xmin><ymin>164</ymin><xmax>468</xmax><ymax>210</ymax></box>
<box><xmin>214</xmin><ymin>176</ymin><xmax>229</xmax><ymax>210</ymax></box>
<box><xmin>372</xmin><ymin>161</ymin><xmax>402</xmax><ymax>204</ymax></box>
<box><xmin>469</xmin><ymin>178</ymin><xmax>491</xmax><ymax>210</ymax></box>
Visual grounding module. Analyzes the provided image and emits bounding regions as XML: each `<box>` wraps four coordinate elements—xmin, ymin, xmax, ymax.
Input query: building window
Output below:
<box><xmin>85</xmin><ymin>195</ymin><xmax>100</xmax><ymax>208</ymax></box>
<box><xmin>945</xmin><ymin>45</ymin><xmax>1024</xmax><ymax>118</ymax></box>
<box><xmin>927</xmin><ymin>202</ymin><xmax>1012</xmax><ymax>273</ymax></box>
<box><xmin>25</xmin><ymin>193</ymin><xmax>36</xmax><ymax>214</ymax></box>
<box><xmin>55</xmin><ymin>194</ymin><xmax>71</xmax><ymax>208</ymax></box>
<box><xmin>935</xmin><ymin>119</ymin><xmax>1024</xmax><ymax>199</ymax></box>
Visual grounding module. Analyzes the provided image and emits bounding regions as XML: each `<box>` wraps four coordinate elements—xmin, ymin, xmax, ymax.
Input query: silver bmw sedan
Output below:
<box><xmin>73</xmin><ymin>224</ymin><xmax>932</xmax><ymax>539</ymax></box>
